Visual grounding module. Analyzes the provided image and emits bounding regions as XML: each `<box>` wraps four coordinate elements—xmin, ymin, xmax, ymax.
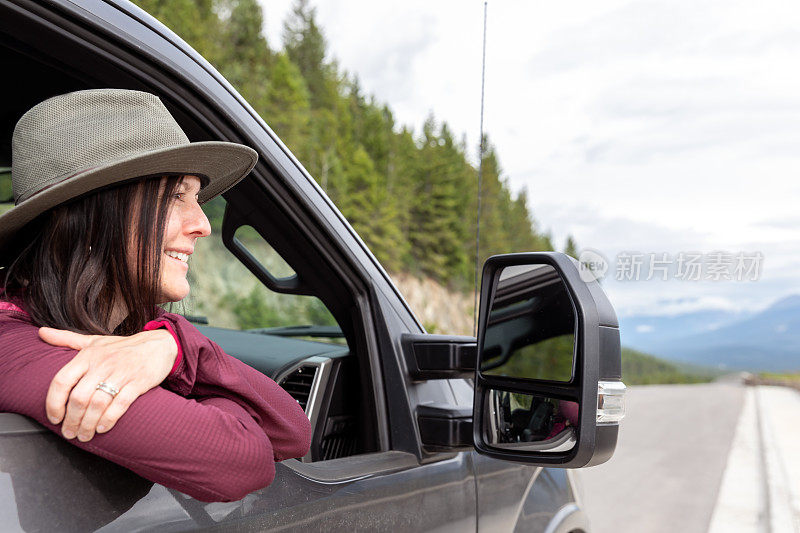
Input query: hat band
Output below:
<box><xmin>15</xmin><ymin>166</ymin><xmax>99</xmax><ymax>205</ymax></box>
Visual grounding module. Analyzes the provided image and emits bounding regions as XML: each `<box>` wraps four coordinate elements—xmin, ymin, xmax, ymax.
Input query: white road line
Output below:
<box><xmin>708</xmin><ymin>387</ymin><xmax>764</xmax><ymax>533</ymax></box>
<box><xmin>708</xmin><ymin>386</ymin><xmax>800</xmax><ymax>533</ymax></box>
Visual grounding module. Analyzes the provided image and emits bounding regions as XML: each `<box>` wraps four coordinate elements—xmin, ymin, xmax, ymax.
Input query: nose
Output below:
<box><xmin>185</xmin><ymin>200</ymin><xmax>212</xmax><ymax>238</ymax></box>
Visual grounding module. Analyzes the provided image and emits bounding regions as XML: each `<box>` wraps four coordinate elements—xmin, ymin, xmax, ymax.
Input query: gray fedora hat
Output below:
<box><xmin>0</xmin><ymin>88</ymin><xmax>257</xmax><ymax>252</ymax></box>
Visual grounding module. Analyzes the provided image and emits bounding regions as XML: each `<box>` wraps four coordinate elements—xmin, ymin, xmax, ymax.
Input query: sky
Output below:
<box><xmin>258</xmin><ymin>0</ymin><xmax>800</xmax><ymax>317</ymax></box>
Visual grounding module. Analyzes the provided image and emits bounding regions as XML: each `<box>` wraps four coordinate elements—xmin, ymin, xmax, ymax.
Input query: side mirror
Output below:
<box><xmin>473</xmin><ymin>252</ymin><xmax>625</xmax><ymax>468</ymax></box>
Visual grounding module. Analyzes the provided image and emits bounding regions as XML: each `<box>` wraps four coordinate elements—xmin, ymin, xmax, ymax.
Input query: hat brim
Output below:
<box><xmin>0</xmin><ymin>141</ymin><xmax>257</xmax><ymax>253</ymax></box>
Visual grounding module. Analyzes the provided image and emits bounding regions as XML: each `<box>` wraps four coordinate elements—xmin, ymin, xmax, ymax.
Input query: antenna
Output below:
<box><xmin>473</xmin><ymin>0</ymin><xmax>488</xmax><ymax>337</ymax></box>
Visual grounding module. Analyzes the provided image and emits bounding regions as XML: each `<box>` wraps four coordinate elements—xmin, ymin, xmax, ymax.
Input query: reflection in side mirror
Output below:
<box><xmin>484</xmin><ymin>389</ymin><xmax>578</xmax><ymax>453</ymax></box>
<box><xmin>480</xmin><ymin>264</ymin><xmax>576</xmax><ymax>382</ymax></box>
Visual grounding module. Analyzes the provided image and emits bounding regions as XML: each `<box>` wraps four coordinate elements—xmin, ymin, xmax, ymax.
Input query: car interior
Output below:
<box><xmin>0</xmin><ymin>6</ymin><xmax>380</xmax><ymax>464</ymax></box>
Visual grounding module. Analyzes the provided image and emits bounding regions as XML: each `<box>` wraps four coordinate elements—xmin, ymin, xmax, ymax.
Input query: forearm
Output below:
<box><xmin>0</xmin><ymin>319</ymin><xmax>276</xmax><ymax>502</ymax></box>
<box><xmin>152</xmin><ymin>312</ymin><xmax>312</xmax><ymax>461</ymax></box>
<box><xmin>58</xmin><ymin>388</ymin><xmax>277</xmax><ymax>502</ymax></box>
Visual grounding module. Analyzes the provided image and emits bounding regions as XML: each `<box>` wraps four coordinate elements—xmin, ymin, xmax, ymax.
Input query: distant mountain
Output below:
<box><xmin>620</xmin><ymin>295</ymin><xmax>800</xmax><ymax>372</ymax></box>
<box><xmin>619</xmin><ymin>309</ymin><xmax>751</xmax><ymax>349</ymax></box>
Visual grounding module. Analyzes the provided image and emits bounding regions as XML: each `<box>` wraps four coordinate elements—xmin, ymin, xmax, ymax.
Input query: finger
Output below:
<box><xmin>39</xmin><ymin>327</ymin><xmax>93</xmax><ymax>350</ymax></box>
<box><xmin>95</xmin><ymin>384</ymin><xmax>142</xmax><ymax>434</ymax></box>
<box><xmin>61</xmin><ymin>372</ymin><xmax>112</xmax><ymax>439</ymax></box>
<box><xmin>76</xmin><ymin>378</ymin><xmax>123</xmax><ymax>442</ymax></box>
<box><xmin>45</xmin><ymin>357</ymin><xmax>90</xmax><ymax>425</ymax></box>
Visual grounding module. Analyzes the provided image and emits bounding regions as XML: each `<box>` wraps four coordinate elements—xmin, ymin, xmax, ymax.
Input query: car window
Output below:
<box><xmin>0</xmin><ymin>168</ymin><xmax>11</xmax><ymax>212</ymax></box>
<box><xmin>178</xmin><ymin>196</ymin><xmax>343</xmax><ymax>342</ymax></box>
<box><xmin>233</xmin><ymin>225</ymin><xmax>296</xmax><ymax>280</ymax></box>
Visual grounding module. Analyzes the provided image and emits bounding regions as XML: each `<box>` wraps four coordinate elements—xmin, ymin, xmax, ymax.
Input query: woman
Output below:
<box><xmin>0</xmin><ymin>89</ymin><xmax>312</xmax><ymax>502</ymax></box>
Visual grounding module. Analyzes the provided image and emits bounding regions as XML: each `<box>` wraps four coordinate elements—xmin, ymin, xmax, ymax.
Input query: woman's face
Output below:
<box><xmin>158</xmin><ymin>175</ymin><xmax>211</xmax><ymax>303</ymax></box>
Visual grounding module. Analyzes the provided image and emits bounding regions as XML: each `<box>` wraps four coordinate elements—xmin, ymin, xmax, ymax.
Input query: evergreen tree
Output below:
<box><xmin>564</xmin><ymin>236</ymin><xmax>579</xmax><ymax>259</ymax></box>
<box><xmin>283</xmin><ymin>0</ymin><xmax>337</xmax><ymax>110</ymax></box>
<box><xmin>339</xmin><ymin>146</ymin><xmax>405</xmax><ymax>270</ymax></box>
<box><xmin>133</xmin><ymin>0</ymin><xmax>221</xmax><ymax>60</ymax></box>
<box><xmin>264</xmin><ymin>52</ymin><xmax>312</xmax><ymax>159</ymax></box>
<box><xmin>406</xmin><ymin>117</ymin><xmax>466</xmax><ymax>281</ymax></box>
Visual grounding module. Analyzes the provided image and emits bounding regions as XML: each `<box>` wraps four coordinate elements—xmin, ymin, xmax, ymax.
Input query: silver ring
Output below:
<box><xmin>96</xmin><ymin>381</ymin><xmax>119</xmax><ymax>398</ymax></box>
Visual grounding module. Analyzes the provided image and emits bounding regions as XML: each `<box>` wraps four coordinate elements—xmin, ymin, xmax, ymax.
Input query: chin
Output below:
<box><xmin>160</xmin><ymin>282</ymin><xmax>190</xmax><ymax>303</ymax></box>
<box><xmin>164</xmin><ymin>291</ymin><xmax>190</xmax><ymax>303</ymax></box>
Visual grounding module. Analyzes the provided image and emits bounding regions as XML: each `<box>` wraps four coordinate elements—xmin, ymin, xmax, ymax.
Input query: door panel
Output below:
<box><xmin>473</xmin><ymin>453</ymin><xmax>575</xmax><ymax>532</ymax></box>
<box><xmin>0</xmin><ymin>430</ymin><xmax>154</xmax><ymax>532</ymax></box>
<box><xmin>237</xmin><ymin>453</ymin><xmax>476</xmax><ymax>532</ymax></box>
<box><xmin>0</xmin><ymin>428</ymin><xmax>475</xmax><ymax>532</ymax></box>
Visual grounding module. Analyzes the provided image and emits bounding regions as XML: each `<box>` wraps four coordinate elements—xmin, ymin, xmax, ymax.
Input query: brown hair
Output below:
<box><xmin>2</xmin><ymin>175</ymin><xmax>183</xmax><ymax>335</ymax></box>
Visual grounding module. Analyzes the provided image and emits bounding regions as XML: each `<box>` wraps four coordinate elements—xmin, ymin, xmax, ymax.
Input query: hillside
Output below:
<box><xmin>621</xmin><ymin>348</ymin><xmax>714</xmax><ymax>385</ymax></box>
<box><xmin>390</xmin><ymin>272</ymin><xmax>475</xmax><ymax>335</ymax></box>
<box><xmin>1</xmin><ymin>0</ymin><xmax>569</xmax><ymax>320</ymax></box>
<box><xmin>130</xmin><ymin>0</ymin><xmax>568</xmax><ymax>293</ymax></box>
<box><xmin>0</xmin><ymin>2</ymin><xmax>706</xmax><ymax>386</ymax></box>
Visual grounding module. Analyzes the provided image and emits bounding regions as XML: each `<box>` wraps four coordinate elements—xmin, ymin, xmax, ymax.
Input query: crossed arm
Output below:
<box><xmin>0</xmin><ymin>311</ymin><xmax>312</xmax><ymax>502</ymax></box>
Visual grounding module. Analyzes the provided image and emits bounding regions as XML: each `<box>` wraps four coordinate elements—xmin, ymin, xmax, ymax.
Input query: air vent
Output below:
<box><xmin>279</xmin><ymin>365</ymin><xmax>318</xmax><ymax>412</ymax></box>
<box><xmin>319</xmin><ymin>415</ymin><xmax>358</xmax><ymax>461</ymax></box>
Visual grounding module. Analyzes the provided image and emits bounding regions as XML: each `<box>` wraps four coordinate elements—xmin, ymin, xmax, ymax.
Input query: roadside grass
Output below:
<box><xmin>759</xmin><ymin>371</ymin><xmax>800</xmax><ymax>382</ymax></box>
<box><xmin>747</xmin><ymin>371</ymin><xmax>800</xmax><ymax>392</ymax></box>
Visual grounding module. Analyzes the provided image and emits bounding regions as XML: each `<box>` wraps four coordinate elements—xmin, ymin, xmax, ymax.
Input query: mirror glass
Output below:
<box><xmin>483</xmin><ymin>389</ymin><xmax>578</xmax><ymax>452</ymax></box>
<box><xmin>480</xmin><ymin>264</ymin><xmax>576</xmax><ymax>382</ymax></box>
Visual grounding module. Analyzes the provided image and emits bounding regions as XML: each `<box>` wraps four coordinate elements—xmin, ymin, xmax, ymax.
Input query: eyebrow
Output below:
<box><xmin>177</xmin><ymin>179</ymin><xmax>201</xmax><ymax>193</ymax></box>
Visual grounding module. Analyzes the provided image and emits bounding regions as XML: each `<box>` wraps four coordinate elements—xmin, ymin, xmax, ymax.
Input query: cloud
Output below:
<box><xmin>754</xmin><ymin>215</ymin><xmax>800</xmax><ymax>230</ymax></box>
<box><xmin>526</xmin><ymin>0</ymin><xmax>710</xmax><ymax>76</ymax></box>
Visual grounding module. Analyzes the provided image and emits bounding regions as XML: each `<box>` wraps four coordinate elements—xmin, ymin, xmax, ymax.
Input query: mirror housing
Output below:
<box><xmin>401</xmin><ymin>334</ymin><xmax>476</xmax><ymax>381</ymax></box>
<box><xmin>473</xmin><ymin>252</ymin><xmax>624</xmax><ymax>468</ymax></box>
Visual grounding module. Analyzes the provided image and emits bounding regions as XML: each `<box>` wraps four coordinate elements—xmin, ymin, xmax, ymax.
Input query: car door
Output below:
<box><xmin>0</xmin><ymin>190</ymin><xmax>478</xmax><ymax>532</ymax></box>
<box><xmin>0</xmin><ymin>0</ymin><xmax>478</xmax><ymax>531</ymax></box>
<box><xmin>472</xmin><ymin>455</ymin><xmax>581</xmax><ymax>532</ymax></box>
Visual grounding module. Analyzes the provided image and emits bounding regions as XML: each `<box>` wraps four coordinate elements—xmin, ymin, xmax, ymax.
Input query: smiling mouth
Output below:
<box><xmin>164</xmin><ymin>251</ymin><xmax>190</xmax><ymax>265</ymax></box>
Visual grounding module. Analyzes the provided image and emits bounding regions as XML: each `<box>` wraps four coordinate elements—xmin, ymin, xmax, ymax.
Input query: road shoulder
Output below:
<box><xmin>708</xmin><ymin>385</ymin><xmax>800</xmax><ymax>533</ymax></box>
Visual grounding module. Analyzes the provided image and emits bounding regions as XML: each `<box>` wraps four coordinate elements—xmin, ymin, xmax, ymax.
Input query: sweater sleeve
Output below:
<box><xmin>142</xmin><ymin>318</ymin><xmax>183</xmax><ymax>378</ymax></box>
<box><xmin>0</xmin><ymin>312</ymin><xmax>311</xmax><ymax>502</ymax></box>
<box><xmin>151</xmin><ymin>312</ymin><xmax>312</xmax><ymax>462</ymax></box>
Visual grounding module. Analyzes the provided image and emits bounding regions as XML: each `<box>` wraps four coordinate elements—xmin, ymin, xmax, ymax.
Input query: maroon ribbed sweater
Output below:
<box><xmin>0</xmin><ymin>304</ymin><xmax>312</xmax><ymax>502</ymax></box>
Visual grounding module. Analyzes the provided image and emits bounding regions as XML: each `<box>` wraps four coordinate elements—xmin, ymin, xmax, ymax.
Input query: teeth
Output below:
<box><xmin>165</xmin><ymin>251</ymin><xmax>189</xmax><ymax>263</ymax></box>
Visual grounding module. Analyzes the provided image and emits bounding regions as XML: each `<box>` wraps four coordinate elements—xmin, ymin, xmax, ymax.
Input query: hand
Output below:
<box><xmin>39</xmin><ymin>327</ymin><xmax>178</xmax><ymax>442</ymax></box>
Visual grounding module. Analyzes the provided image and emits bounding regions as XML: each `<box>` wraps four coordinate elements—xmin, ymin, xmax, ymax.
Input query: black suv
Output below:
<box><xmin>0</xmin><ymin>1</ymin><xmax>624</xmax><ymax>531</ymax></box>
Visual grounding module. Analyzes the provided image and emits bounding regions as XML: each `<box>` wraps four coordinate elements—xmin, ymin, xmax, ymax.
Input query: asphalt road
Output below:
<box><xmin>578</xmin><ymin>382</ymin><xmax>746</xmax><ymax>533</ymax></box>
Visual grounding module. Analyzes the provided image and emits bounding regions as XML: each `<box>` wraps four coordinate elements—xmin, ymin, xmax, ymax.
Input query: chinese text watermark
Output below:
<box><xmin>578</xmin><ymin>249</ymin><xmax>763</xmax><ymax>283</ymax></box>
